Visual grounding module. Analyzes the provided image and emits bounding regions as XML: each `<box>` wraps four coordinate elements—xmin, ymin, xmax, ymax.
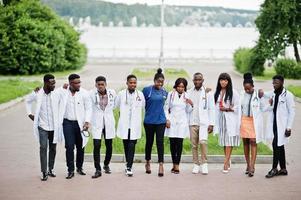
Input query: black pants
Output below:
<box><xmin>93</xmin><ymin>128</ymin><xmax>113</xmax><ymax>171</ymax></box>
<box><xmin>169</xmin><ymin>138</ymin><xmax>183</xmax><ymax>165</ymax></box>
<box><xmin>123</xmin><ymin>129</ymin><xmax>137</xmax><ymax>169</ymax></box>
<box><xmin>272</xmin><ymin>122</ymin><xmax>286</xmax><ymax>169</ymax></box>
<box><xmin>144</xmin><ymin>123</ymin><xmax>166</xmax><ymax>163</ymax></box>
<box><xmin>63</xmin><ymin>119</ymin><xmax>84</xmax><ymax>172</ymax></box>
<box><xmin>38</xmin><ymin>127</ymin><xmax>56</xmax><ymax>173</ymax></box>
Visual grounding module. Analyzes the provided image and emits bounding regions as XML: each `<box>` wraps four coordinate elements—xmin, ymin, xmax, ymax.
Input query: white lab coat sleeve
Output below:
<box><xmin>115</xmin><ymin>92</ymin><xmax>121</xmax><ymax>109</ymax></box>
<box><xmin>25</xmin><ymin>91</ymin><xmax>38</xmax><ymax>115</ymax></box>
<box><xmin>208</xmin><ymin>92</ymin><xmax>215</xmax><ymax>126</ymax></box>
<box><xmin>164</xmin><ymin>92</ymin><xmax>171</xmax><ymax>121</ymax></box>
<box><xmin>286</xmin><ymin>92</ymin><xmax>295</xmax><ymax>129</ymax></box>
<box><xmin>141</xmin><ymin>92</ymin><xmax>146</xmax><ymax>112</ymax></box>
<box><xmin>231</xmin><ymin>91</ymin><xmax>241</xmax><ymax>114</ymax></box>
<box><xmin>84</xmin><ymin>92</ymin><xmax>92</xmax><ymax>123</ymax></box>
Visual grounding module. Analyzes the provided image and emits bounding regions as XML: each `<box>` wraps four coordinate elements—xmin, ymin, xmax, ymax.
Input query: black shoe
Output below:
<box><xmin>48</xmin><ymin>170</ymin><xmax>56</xmax><ymax>177</ymax></box>
<box><xmin>41</xmin><ymin>172</ymin><xmax>48</xmax><ymax>181</ymax></box>
<box><xmin>76</xmin><ymin>168</ymin><xmax>86</xmax><ymax>176</ymax></box>
<box><xmin>103</xmin><ymin>165</ymin><xmax>112</xmax><ymax>174</ymax></box>
<box><xmin>277</xmin><ymin>169</ymin><xmax>288</xmax><ymax>176</ymax></box>
<box><xmin>265</xmin><ymin>169</ymin><xmax>278</xmax><ymax>178</ymax></box>
<box><xmin>66</xmin><ymin>172</ymin><xmax>74</xmax><ymax>179</ymax></box>
<box><xmin>92</xmin><ymin>170</ymin><xmax>102</xmax><ymax>179</ymax></box>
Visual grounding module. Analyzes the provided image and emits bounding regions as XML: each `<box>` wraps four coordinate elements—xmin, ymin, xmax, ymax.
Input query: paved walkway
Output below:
<box><xmin>0</xmin><ymin>59</ymin><xmax>300</xmax><ymax>200</ymax></box>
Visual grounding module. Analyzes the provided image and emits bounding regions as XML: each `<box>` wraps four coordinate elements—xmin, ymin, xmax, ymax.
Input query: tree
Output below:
<box><xmin>0</xmin><ymin>0</ymin><xmax>87</xmax><ymax>74</ymax></box>
<box><xmin>255</xmin><ymin>0</ymin><xmax>301</xmax><ymax>62</ymax></box>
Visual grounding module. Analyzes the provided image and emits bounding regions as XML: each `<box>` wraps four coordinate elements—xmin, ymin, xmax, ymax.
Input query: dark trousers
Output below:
<box><xmin>63</xmin><ymin>119</ymin><xmax>84</xmax><ymax>172</ymax></box>
<box><xmin>123</xmin><ymin>129</ymin><xmax>137</xmax><ymax>169</ymax></box>
<box><xmin>144</xmin><ymin>123</ymin><xmax>165</xmax><ymax>163</ymax></box>
<box><xmin>169</xmin><ymin>137</ymin><xmax>183</xmax><ymax>165</ymax></box>
<box><xmin>93</xmin><ymin>128</ymin><xmax>113</xmax><ymax>171</ymax></box>
<box><xmin>272</xmin><ymin>122</ymin><xmax>286</xmax><ymax>169</ymax></box>
<box><xmin>38</xmin><ymin>127</ymin><xmax>56</xmax><ymax>173</ymax></box>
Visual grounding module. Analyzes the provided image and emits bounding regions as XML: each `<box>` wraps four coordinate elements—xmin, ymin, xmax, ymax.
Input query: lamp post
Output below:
<box><xmin>159</xmin><ymin>0</ymin><xmax>165</xmax><ymax>68</ymax></box>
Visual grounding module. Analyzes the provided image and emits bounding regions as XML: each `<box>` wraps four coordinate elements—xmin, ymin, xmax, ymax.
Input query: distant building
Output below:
<box><xmin>131</xmin><ymin>16</ymin><xmax>137</xmax><ymax>27</ymax></box>
<box><xmin>225</xmin><ymin>22</ymin><xmax>233</xmax><ymax>28</ymax></box>
<box><xmin>118</xmin><ymin>21</ymin><xmax>124</xmax><ymax>27</ymax></box>
<box><xmin>109</xmin><ymin>21</ymin><xmax>114</xmax><ymax>27</ymax></box>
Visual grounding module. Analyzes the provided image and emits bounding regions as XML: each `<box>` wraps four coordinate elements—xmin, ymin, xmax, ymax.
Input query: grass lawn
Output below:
<box><xmin>132</xmin><ymin>68</ymin><xmax>190</xmax><ymax>81</ymax></box>
<box><xmin>288</xmin><ymin>85</ymin><xmax>301</xmax><ymax>98</ymax></box>
<box><xmin>0</xmin><ymin>79</ymin><xmax>41</xmax><ymax>104</ymax></box>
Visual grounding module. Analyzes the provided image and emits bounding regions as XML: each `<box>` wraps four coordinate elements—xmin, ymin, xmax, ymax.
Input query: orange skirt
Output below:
<box><xmin>240</xmin><ymin>116</ymin><xmax>256</xmax><ymax>139</ymax></box>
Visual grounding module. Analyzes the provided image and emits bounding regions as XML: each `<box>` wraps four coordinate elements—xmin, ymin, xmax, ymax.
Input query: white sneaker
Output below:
<box><xmin>125</xmin><ymin>168</ymin><xmax>133</xmax><ymax>177</ymax></box>
<box><xmin>201</xmin><ymin>163</ymin><xmax>208</xmax><ymax>175</ymax></box>
<box><xmin>192</xmin><ymin>164</ymin><xmax>200</xmax><ymax>174</ymax></box>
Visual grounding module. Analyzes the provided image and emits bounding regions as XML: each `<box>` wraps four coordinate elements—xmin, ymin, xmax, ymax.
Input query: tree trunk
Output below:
<box><xmin>293</xmin><ymin>41</ymin><xmax>301</xmax><ymax>62</ymax></box>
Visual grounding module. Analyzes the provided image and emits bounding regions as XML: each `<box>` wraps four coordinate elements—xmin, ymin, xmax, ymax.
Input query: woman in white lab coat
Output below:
<box><xmin>115</xmin><ymin>74</ymin><xmax>145</xmax><ymax>177</ymax></box>
<box><xmin>165</xmin><ymin>78</ymin><xmax>193</xmax><ymax>174</ymax></box>
<box><xmin>240</xmin><ymin>73</ymin><xmax>265</xmax><ymax>177</ymax></box>
<box><xmin>214</xmin><ymin>73</ymin><xmax>241</xmax><ymax>174</ymax></box>
<box><xmin>90</xmin><ymin>76</ymin><xmax>116</xmax><ymax>178</ymax></box>
<box><xmin>264</xmin><ymin>75</ymin><xmax>295</xmax><ymax>178</ymax></box>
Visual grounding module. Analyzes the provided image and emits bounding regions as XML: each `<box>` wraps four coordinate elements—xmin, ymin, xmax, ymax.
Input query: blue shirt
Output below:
<box><xmin>142</xmin><ymin>85</ymin><xmax>168</xmax><ymax>124</ymax></box>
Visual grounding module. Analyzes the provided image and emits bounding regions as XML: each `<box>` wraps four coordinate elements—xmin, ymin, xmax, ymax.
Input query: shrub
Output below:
<box><xmin>275</xmin><ymin>58</ymin><xmax>301</xmax><ymax>79</ymax></box>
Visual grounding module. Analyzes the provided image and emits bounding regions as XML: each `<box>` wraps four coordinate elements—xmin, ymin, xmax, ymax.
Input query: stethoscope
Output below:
<box><xmin>94</xmin><ymin>90</ymin><xmax>114</xmax><ymax>105</ymax></box>
<box><xmin>271</xmin><ymin>88</ymin><xmax>287</xmax><ymax>105</ymax></box>
<box><xmin>125</xmin><ymin>89</ymin><xmax>141</xmax><ymax>105</ymax></box>
<box><xmin>147</xmin><ymin>86</ymin><xmax>167</xmax><ymax>99</ymax></box>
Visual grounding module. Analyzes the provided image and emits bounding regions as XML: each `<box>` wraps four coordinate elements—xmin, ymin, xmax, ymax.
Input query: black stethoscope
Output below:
<box><xmin>125</xmin><ymin>89</ymin><xmax>141</xmax><ymax>105</ymax></box>
<box><xmin>94</xmin><ymin>90</ymin><xmax>114</xmax><ymax>105</ymax></box>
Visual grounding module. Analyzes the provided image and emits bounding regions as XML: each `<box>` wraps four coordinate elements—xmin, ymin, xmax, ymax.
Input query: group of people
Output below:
<box><xmin>25</xmin><ymin>68</ymin><xmax>295</xmax><ymax>181</ymax></box>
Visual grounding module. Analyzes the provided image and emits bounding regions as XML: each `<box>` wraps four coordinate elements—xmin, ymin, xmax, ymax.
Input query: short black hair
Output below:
<box><xmin>173</xmin><ymin>78</ymin><xmax>188</xmax><ymax>91</ymax></box>
<box><xmin>68</xmin><ymin>74</ymin><xmax>80</xmax><ymax>81</ymax></box>
<box><xmin>272</xmin><ymin>74</ymin><xmax>284</xmax><ymax>82</ymax></box>
<box><xmin>193</xmin><ymin>72</ymin><xmax>203</xmax><ymax>78</ymax></box>
<box><xmin>43</xmin><ymin>74</ymin><xmax>55</xmax><ymax>83</ymax></box>
<box><xmin>127</xmin><ymin>74</ymin><xmax>137</xmax><ymax>81</ymax></box>
<box><xmin>154</xmin><ymin>68</ymin><xmax>165</xmax><ymax>81</ymax></box>
<box><xmin>95</xmin><ymin>76</ymin><xmax>106</xmax><ymax>83</ymax></box>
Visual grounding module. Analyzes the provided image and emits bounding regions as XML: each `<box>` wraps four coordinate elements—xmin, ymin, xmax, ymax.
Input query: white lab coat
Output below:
<box><xmin>25</xmin><ymin>89</ymin><xmax>63</xmax><ymax>144</ymax></box>
<box><xmin>264</xmin><ymin>88</ymin><xmax>295</xmax><ymax>146</ymax></box>
<box><xmin>214</xmin><ymin>89</ymin><xmax>241</xmax><ymax>137</ymax></box>
<box><xmin>90</xmin><ymin>88</ymin><xmax>116</xmax><ymax>139</ymax></box>
<box><xmin>115</xmin><ymin>89</ymin><xmax>145</xmax><ymax>140</ymax></box>
<box><xmin>240</xmin><ymin>90</ymin><xmax>265</xmax><ymax>143</ymax></box>
<box><xmin>59</xmin><ymin>88</ymin><xmax>92</xmax><ymax>147</ymax></box>
<box><xmin>187</xmin><ymin>87</ymin><xmax>215</xmax><ymax>140</ymax></box>
<box><xmin>164</xmin><ymin>90</ymin><xmax>193</xmax><ymax>138</ymax></box>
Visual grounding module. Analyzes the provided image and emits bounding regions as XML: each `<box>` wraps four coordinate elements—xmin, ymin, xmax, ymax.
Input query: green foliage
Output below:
<box><xmin>287</xmin><ymin>85</ymin><xmax>301</xmax><ymax>98</ymax></box>
<box><xmin>0</xmin><ymin>0</ymin><xmax>87</xmax><ymax>75</ymax></box>
<box><xmin>275</xmin><ymin>58</ymin><xmax>301</xmax><ymax>79</ymax></box>
<box><xmin>233</xmin><ymin>47</ymin><xmax>265</xmax><ymax>76</ymax></box>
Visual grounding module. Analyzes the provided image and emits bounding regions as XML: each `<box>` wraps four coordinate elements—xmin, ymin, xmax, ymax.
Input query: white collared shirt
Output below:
<box><xmin>127</xmin><ymin>90</ymin><xmax>136</xmax><ymax>129</ymax></box>
<box><xmin>64</xmin><ymin>90</ymin><xmax>77</xmax><ymax>121</ymax></box>
<box><xmin>38</xmin><ymin>92</ymin><xmax>54</xmax><ymax>131</ymax></box>
<box><xmin>189</xmin><ymin>87</ymin><xmax>203</xmax><ymax>126</ymax></box>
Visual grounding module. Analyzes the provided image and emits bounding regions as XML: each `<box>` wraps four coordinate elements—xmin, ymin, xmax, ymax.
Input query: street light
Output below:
<box><xmin>159</xmin><ymin>0</ymin><xmax>165</xmax><ymax>69</ymax></box>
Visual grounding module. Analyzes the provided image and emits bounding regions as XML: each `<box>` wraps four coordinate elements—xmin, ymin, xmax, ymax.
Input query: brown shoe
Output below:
<box><xmin>145</xmin><ymin>161</ymin><xmax>151</xmax><ymax>174</ymax></box>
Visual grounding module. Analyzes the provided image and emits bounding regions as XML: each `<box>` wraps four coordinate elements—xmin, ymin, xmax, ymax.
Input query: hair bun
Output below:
<box><xmin>157</xmin><ymin>68</ymin><xmax>163</xmax><ymax>74</ymax></box>
<box><xmin>243</xmin><ymin>72</ymin><xmax>253</xmax><ymax>80</ymax></box>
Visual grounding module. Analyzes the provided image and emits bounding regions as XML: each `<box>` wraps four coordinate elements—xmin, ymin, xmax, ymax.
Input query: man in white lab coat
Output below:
<box><xmin>187</xmin><ymin>73</ymin><xmax>215</xmax><ymax>175</ymax></box>
<box><xmin>265</xmin><ymin>75</ymin><xmax>295</xmax><ymax>178</ymax></box>
<box><xmin>115</xmin><ymin>74</ymin><xmax>145</xmax><ymax>177</ymax></box>
<box><xmin>90</xmin><ymin>76</ymin><xmax>116</xmax><ymax>178</ymax></box>
<box><xmin>25</xmin><ymin>74</ymin><xmax>62</xmax><ymax>181</ymax></box>
<box><xmin>60</xmin><ymin>74</ymin><xmax>92</xmax><ymax>179</ymax></box>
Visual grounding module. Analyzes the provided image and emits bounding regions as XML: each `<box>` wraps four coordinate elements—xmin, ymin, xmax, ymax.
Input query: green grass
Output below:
<box><xmin>85</xmin><ymin>110</ymin><xmax>272</xmax><ymax>155</ymax></box>
<box><xmin>132</xmin><ymin>68</ymin><xmax>190</xmax><ymax>80</ymax></box>
<box><xmin>254</xmin><ymin>67</ymin><xmax>276</xmax><ymax>81</ymax></box>
<box><xmin>0</xmin><ymin>79</ymin><xmax>41</xmax><ymax>104</ymax></box>
<box><xmin>288</xmin><ymin>85</ymin><xmax>301</xmax><ymax>98</ymax></box>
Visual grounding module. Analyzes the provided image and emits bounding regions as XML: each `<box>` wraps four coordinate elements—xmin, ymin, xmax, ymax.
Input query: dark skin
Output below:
<box><xmin>154</xmin><ymin>77</ymin><xmax>164</xmax><ymax>90</ymax></box>
<box><xmin>127</xmin><ymin>77</ymin><xmax>137</xmax><ymax>93</ymax></box>
<box><xmin>95</xmin><ymin>81</ymin><xmax>107</xmax><ymax>95</ymax></box>
<box><xmin>219</xmin><ymin>79</ymin><xmax>234</xmax><ymax>112</ymax></box>
<box><xmin>193</xmin><ymin>74</ymin><xmax>213</xmax><ymax>133</ymax></box>
<box><xmin>28</xmin><ymin>79</ymin><xmax>56</xmax><ymax>121</ymax></box>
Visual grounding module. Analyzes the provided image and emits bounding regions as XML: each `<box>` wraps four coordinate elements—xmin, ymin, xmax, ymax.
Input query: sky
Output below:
<box><xmin>102</xmin><ymin>0</ymin><xmax>264</xmax><ymax>11</ymax></box>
